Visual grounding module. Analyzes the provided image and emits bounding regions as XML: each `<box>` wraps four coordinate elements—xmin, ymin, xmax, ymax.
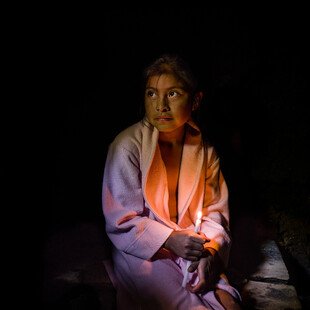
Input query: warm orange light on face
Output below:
<box><xmin>144</xmin><ymin>74</ymin><xmax>192</xmax><ymax>134</ymax></box>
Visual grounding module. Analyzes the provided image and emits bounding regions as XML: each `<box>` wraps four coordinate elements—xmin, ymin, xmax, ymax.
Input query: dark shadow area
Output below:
<box><xmin>39</xmin><ymin>220</ymin><xmax>116</xmax><ymax>310</ymax></box>
<box><xmin>37</xmin><ymin>5</ymin><xmax>309</xmax><ymax>309</ymax></box>
<box><xmin>279</xmin><ymin>245</ymin><xmax>310</xmax><ymax>310</ymax></box>
<box><xmin>43</xmin><ymin>283</ymin><xmax>116</xmax><ymax>310</ymax></box>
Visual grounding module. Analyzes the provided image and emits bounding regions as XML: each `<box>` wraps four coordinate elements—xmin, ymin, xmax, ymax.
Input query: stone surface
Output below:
<box><xmin>250</xmin><ymin>239</ymin><xmax>289</xmax><ymax>282</ymax></box>
<box><xmin>240</xmin><ymin>239</ymin><xmax>302</xmax><ymax>309</ymax></box>
<box><xmin>242</xmin><ymin>280</ymin><xmax>302</xmax><ymax>310</ymax></box>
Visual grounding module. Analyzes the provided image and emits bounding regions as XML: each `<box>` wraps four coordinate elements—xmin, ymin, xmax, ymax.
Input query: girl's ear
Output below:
<box><xmin>192</xmin><ymin>91</ymin><xmax>203</xmax><ymax>111</ymax></box>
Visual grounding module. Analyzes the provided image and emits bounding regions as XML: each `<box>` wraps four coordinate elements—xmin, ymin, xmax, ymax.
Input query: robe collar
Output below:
<box><xmin>141</xmin><ymin>118</ymin><xmax>205</xmax><ymax>228</ymax></box>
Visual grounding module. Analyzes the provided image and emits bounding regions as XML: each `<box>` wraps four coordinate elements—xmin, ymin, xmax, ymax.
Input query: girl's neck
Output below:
<box><xmin>158</xmin><ymin>126</ymin><xmax>186</xmax><ymax>147</ymax></box>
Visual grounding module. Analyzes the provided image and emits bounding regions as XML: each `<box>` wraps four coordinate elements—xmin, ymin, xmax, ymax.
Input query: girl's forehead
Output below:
<box><xmin>146</xmin><ymin>73</ymin><xmax>184</xmax><ymax>89</ymax></box>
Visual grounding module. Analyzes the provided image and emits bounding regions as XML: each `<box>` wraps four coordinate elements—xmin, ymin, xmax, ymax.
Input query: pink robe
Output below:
<box><xmin>102</xmin><ymin>119</ymin><xmax>241</xmax><ymax>309</ymax></box>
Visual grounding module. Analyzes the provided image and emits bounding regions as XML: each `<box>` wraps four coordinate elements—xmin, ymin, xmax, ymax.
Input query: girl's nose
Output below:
<box><xmin>156</xmin><ymin>97</ymin><xmax>170</xmax><ymax>112</ymax></box>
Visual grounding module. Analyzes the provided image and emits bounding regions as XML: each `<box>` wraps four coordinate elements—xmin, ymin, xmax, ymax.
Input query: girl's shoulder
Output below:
<box><xmin>109</xmin><ymin>119</ymin><xmax>153</xmax><ymax>154</ymax></box>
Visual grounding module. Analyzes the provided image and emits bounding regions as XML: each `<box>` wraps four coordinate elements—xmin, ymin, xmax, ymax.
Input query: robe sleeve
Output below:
<box><xmin>201</xmin><ymin>148</ymin><xmax>232</xmax><ymax>267</ymax></box>
<box><xmin>102</xmin><ymin>142</ymin><xmax>173</xmax><ymax>260</ymax></box>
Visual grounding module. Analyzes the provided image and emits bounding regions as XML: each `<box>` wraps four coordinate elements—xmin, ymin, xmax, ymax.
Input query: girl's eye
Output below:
<box><xmin>168</xmin><ymin>91</ymin><xmax>178</xmax><ymax>98</ymax></box>
<box><xmin>146</xmin><ymin>90</ymin><xmax>156</xmax><ymax>98</ymax></box>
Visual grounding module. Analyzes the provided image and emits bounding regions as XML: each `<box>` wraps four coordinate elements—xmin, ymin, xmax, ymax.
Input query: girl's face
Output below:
<box><xmin>144</xmin><ymin>74</ymin><xmax>194</xmax><ymax>133</ymax></box>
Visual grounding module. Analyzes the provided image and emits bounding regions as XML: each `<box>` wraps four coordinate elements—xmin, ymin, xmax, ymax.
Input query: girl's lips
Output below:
<box><xmin>155</xmin><ymin>116</ymin><xmax>173</xmax><ymax>120</ymax></box>
<box><xmin>156</xmin><ymin>118</ymin><xmax>172</xmax><ymax>122</ymax></box>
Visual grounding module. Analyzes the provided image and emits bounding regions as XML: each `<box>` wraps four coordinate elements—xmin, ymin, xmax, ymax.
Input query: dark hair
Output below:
<box><xmin>142</xmin><ymin>53</ymin><xmax>199</xmax><ymax>95</ymax></box>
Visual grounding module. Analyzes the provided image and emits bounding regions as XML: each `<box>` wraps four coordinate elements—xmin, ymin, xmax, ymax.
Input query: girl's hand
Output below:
<box><xmin>187</xmin><ymin>248</ymin><xmax>222</xmax><ymax>294</ymax></box>
<box><xmin>164</xmin><ymin>230</ymin><xmax>209</xmax><ymax>260</ymax></box>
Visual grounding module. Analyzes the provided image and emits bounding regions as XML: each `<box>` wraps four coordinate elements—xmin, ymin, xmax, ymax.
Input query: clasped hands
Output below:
<box><xmin>164</xmin><ymin>230</ymin><xmax>222</xmax><ymax>293</ymax></box>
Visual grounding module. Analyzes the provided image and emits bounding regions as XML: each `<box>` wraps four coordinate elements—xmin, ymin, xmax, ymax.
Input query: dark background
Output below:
<box><xmin>29</xmin><ymin>5</ymin><xmax>309</xmax><ymax>308</ymax></box>
<box><xmin>45</xmin><ymin>5</ymin><xmax>309</xmax><ymax>227</ymax></box>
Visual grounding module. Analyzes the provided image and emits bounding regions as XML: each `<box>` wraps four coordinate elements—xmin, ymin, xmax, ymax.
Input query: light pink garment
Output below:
<box><xmin>102</xmin><ymin>119</ymin><xmax>241</xmax><ymax>309</ymax></box>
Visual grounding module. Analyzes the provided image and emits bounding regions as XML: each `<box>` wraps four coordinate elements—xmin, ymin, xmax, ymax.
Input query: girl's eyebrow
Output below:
<box><xmin>145</xmin><ymin>86</ymin><xmax>185</xmax><ymax>91</ymax></box>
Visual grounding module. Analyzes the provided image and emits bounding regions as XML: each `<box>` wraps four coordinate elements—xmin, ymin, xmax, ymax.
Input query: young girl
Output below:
<box><xmin>102</xmin><ymin>54</ymin><xmax>241</xmax><ymax>309</ymax></box>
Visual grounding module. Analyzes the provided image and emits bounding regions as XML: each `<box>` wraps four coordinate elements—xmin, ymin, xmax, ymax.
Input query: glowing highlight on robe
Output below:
<box><xmin>182</xmin><ymin>210</ymin><xmax>202</xmax><ymax>288</ymax></box>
